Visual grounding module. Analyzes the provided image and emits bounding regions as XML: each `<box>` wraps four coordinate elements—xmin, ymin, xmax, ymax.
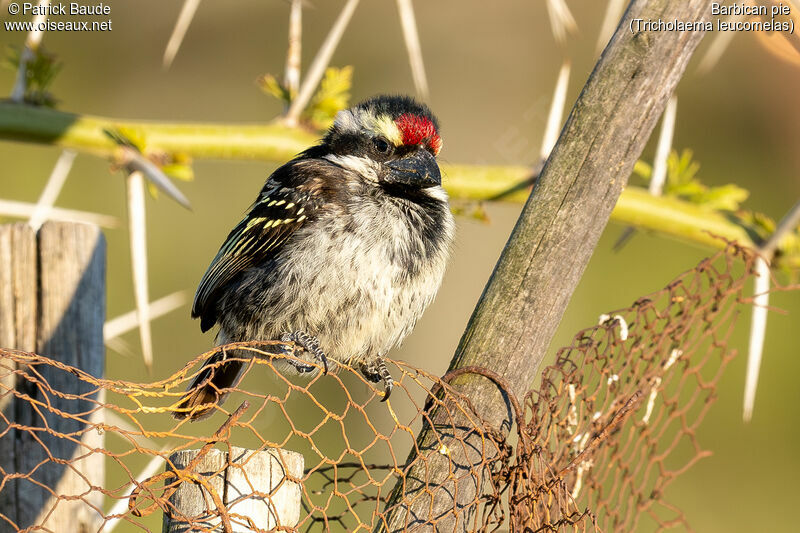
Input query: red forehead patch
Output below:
<box><xmin>395</xmin><ymin>113</ymin><xmax>442</xmax><ymax>155</ymax></box>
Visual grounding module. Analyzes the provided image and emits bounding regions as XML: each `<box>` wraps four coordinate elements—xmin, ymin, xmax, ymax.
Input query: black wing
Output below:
<box><xmin>192</xmin><ymin>159</ymin><xmax>324</xmax><ymax>332</ymax></box>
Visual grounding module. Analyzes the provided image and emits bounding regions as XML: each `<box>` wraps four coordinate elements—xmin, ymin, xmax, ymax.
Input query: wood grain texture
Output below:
<box><xmin>0</xmin><ymin>222</ymin><xmax>106</xmax><ymax>532</ymax></box>
<box><xmin>381</xmin><ymin>1</ymin><xmax>712</xmax><ymax>531</ymax></box>
<box><xmin>0</xmin><ymin>224</ymin><xmax>36</xmax><ymax>530</ymax></box>
<box><xmin>0</xmin><ymin>224</ymin><xmax>36</xmax><ymax>354</ymax></box>
<box><xmin>163</xmin><ymin>446</ymin><xmax>304</xmax><ymax>532</ymax></box>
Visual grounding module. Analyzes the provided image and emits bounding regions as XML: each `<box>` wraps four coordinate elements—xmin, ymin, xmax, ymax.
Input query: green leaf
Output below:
<box><xmin>257</xmin><ymin>73</ymin><xmax>292</xmax><ymax>105</ymax></box>
<box><xmin>669</xmin><ymin>180</ymin><xmax>706</xmax><ymax>199</ymax></box>
<box><xmin>2</xmin><ymin>46</ymin><xmax>21</xmax><ymax>72</ymax></box>
<box><xmin>450</xmin><ymin>200</ymin><xmax>491</xmax><ymax>223</ymax></box>
<box><xmin>694</xmin><ymin>184</ymin><xmax>750</xmax><ymax>211</ymax></box>
<box><xmin>645</xmin><ymin>148</ymin><xmax>752</xmax><ymax>212</ymax></box>
<box><xmin>3</xmin><ymin>45</ymin><xmax>62</xmax><ymax>107</ymax></box>
<box><xmin>107</xmin><ymin>127</ymin><xmax>147</xmax><ymax>152</ymax></box>
<box><xmin>161</xmin><ymin>163</ymin><xmax>194</xmax><ymax>182</ymax></box>
<box><xmin>304</xmin><ymin>66</ymin><xmax>353</xmax><ymax>130</ymax></box>
<box><xmin>666</xmin><ymin>148</ymin><xmax>700</xmax><ymax>186</ymax></box>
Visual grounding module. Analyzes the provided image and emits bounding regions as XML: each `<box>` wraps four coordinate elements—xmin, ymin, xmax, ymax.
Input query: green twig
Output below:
<box><xmin>0</xmin><ymin>101</ymin><xmax>316</xmax><ymax>159</ymax></box>
<box><xmin>1</xmin><ymin>101</ymin><xmax>795</xmax><ymax>268</ymax></box>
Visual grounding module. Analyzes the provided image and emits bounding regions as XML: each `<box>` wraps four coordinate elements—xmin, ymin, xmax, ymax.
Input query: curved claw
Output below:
<box><xmin>281</xmin><ymin>330</ymin><xmax>328</xmax><ymax>374</ymax></box>
<box><xmin>362</xmin><ymin>356</ymin><xmax>393</xmax><ymax>402</ymax></box>
<box><xmin>380</xmin><ymin>380</ymin><xmax>393</xmax><ymax>402</ymax></box>
<box><xmin>290</xmin><ymin>361</ymin><xmax>317</xmax><ymax>374</ymax></box>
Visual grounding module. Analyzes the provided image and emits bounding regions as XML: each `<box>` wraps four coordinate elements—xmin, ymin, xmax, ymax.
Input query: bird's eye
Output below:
<box><xmin>373</xmin><ymin>137</ymin><xmax>391</xmax><ymax>154</ymax></box>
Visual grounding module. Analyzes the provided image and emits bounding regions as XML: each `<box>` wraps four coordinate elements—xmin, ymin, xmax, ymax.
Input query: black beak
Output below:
<box><xmin>384</xmin><ymin>149</ymin><xmax>441</xmax><ymax>189</ymax></box>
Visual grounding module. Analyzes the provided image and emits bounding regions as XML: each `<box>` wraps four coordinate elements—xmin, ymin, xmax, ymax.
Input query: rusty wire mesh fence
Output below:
<box><xmin>0</xmin><ymin>245</ymin><xmax>787</xmax><ymax>532</ymax></box>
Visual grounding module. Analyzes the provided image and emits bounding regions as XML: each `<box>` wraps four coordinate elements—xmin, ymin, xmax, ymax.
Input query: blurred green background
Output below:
<box><xmin>1</xmin><ymin>1</ymin><xmax>799</xmax><ymax>531</ymax></box>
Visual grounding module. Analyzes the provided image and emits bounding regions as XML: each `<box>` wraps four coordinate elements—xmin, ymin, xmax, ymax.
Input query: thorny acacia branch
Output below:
<box><xmin>0</xmin><ymin>101</ymin><xmax>792</xmax><ymax>268</ymax></box>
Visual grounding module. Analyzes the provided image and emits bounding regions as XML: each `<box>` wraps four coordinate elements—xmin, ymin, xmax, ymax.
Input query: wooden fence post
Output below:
<box><xmin>0</xmin><ymin>221</ymin><xmax>106</xmax><ymax>532</ymax></box>
<box><xmin>163</xmin><ymin>446</ymin><xmax>304</xmax><ymax>532</ymax></box>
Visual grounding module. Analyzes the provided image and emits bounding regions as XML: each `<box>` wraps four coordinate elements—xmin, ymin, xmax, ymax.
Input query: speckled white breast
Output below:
<box><xmin>217</xmin><ymin>182</ymin><xmax>454</xmax><ymax>370</ymax></box>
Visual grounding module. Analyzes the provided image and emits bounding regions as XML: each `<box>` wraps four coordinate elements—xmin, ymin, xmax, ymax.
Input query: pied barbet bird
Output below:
<box><xmin>174</xmin><ymin>95</ymin><xmax>454</xmax><ymax>420</ymax></box>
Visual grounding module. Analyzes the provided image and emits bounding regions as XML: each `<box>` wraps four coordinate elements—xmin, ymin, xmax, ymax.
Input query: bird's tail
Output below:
<box><xmin>173</xmin><ymin>349</ymin><xmax>245</xmax><ymax>421</ymax></box>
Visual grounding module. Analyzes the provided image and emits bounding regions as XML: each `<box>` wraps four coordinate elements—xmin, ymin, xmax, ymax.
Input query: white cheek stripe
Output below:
<box><xmin>324</xmin><ymin>154</ymin><xmax>380</xmax><ymax>182</ymax></box>
<box><xmin>424</xmin><ymin>185</ymin><xmax>449</xmax><ymax>203</ymax></box>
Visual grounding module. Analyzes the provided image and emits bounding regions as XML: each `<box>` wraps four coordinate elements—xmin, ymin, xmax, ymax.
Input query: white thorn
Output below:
<box><xmin>743</xmin><ymin>195</ymin><xmax>800</xmax><ymax>421</ymax></box>
<box><xmin>595</xmin><ymin>0</ymin><xmax>626</xmax><ymax>53</ymax></box>
<box><xmin>544</xmin><ymin>0</ymin><xmax>578</xmax><ymax>45</ymax></box>
<box><xmin>104</xmin><ymin>337</ymin><xmax>136</xmax><ymax>359</ymax></box>
<box><xmin>28</xmin><ymin>150</ymin><xmax>77</xmax><ymax>230</ymax></box>
<box><xmin>119</xmin><ymin>147</ymin><xmax>191</xmax><ymax>209</ymax></box>
<box><xmin>163</xmin><ymin>0</ymin><xmax>202</xmax><ymax>69</ymax></box>
<box><xmin>104</xmin><ymin>291</ymin><xmax>188</xmax><ymax>341</ymax></box>
<box><xmin>284</xmin><ymin>0</ymin><xmax>303</xmax><ymax>95</ymax></box>
<box><xmin>395</xmin><ymin>0</ymin><xmax>430</xmax><ymax>100</ymax></box>
<box><xmin>540</xmin><ymin>61</ymin><xmax>571</xmax><ymax>160</ymax></box>
<box><xmin>286</xmin><ymin>0</ymin><xmax>361</xmax><ymax>125</ymax></box>
<box><xmin>743</xmin><ymin>257</ymin><xmax>770</xmax><ymax>422</ymax></box>
<box><xmin>760</xmin><ymin>197</ymin><xmax>800</xmax><ymax>259</ymax></box>
<box><xmin>0</xmin><ymin>199</ymin><xmax>118</xmax><ymax>227</ymax></box>
<box><xmin>650</xmin><ymin>96</ymin><xmax>677</xmax><ymax>196</ymax></box>
<box><xmin>697</xmin><ymin>14</ymin><xmax>744</xmax><ymax>74</ymax></box>
<box><xmin>126</xmin><ymin>172</ymin><xmax>153</xmax><ymax>371</ymax></box>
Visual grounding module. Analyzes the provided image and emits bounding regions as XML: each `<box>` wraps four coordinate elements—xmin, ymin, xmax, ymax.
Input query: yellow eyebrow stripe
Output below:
<box><xmin>374</xmin><ymin>115</ymin><xmax>403</xmax><ymax>145</ymax></box>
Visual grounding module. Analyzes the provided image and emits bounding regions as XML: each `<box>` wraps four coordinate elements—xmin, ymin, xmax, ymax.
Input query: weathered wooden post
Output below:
<box><xmin>0</xmin><ymin>221</ymin><xmax>105</xmax><ymax>532</ymax></box>
<box><xmin>163</xmin><ymin>446</ymin><xmax>303</xmax><ymax>532</ymax></box>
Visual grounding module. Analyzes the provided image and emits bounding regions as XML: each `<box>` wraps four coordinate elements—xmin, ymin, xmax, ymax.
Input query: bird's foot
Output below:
<box><xmin>360</xmin><ymin>357</ymin><xmax>394</xmax><ymax>402</ymax></box>
<box><xmin>280</xmin><ymin>330</ymin><xmax>329</xmax><ymax>374</ymax></box>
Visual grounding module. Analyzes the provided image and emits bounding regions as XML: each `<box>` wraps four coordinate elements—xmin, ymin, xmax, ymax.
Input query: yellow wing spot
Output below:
<box><xmin>275</xmin><ymin>200</ymin><xmax>286</xmax><ymax>207</ymax></box>
<box><xmin>285</xmin><ymin>202</ymin><xmax>295</xmax><ymax>209</ymax></box>
<box><xmin>296</xmin><ymin>207</ymin><xmax>305</xmax><ymax>215</ymax></box>
<box><xmin>245</xmin><ymin>217</ymin><xmax>265</xmax><ymax>231</ymax></box>
<box><xmin>267</xmin><ymin>200</ymin><xmax>277</xmax><ymax>207</ymax></box>
<box><xmin>297</xmin><ymin>215</ymin><xmax>307</xmax><ymax>222</ymax></box>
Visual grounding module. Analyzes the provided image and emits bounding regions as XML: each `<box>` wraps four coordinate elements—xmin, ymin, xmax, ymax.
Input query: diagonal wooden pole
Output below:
<box><xmin>380</xmin><ymin>1</ymin><xmax>713</xmax><ymax>531</ymax></box>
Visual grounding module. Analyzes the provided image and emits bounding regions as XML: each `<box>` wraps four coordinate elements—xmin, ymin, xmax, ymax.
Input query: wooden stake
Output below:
<box><xmin>162</xmin><ymin>446</ymin><xmax>303</xmax><ymax>532</ymax></box>
<box><xmin>0</xmin><ymin>221</ymin><xmax>106</xmax><ymax>532</ymax></box>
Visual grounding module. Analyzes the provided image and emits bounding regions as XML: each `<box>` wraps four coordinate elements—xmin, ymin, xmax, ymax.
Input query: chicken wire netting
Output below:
<box><xmin>0</xmin><ymin>244</ymin><xmax>782</xmax><ymax>532</ymax></box>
